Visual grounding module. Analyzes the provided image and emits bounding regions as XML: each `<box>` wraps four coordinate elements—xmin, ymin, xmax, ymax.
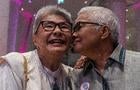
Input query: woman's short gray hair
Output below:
<box><xmin>33</xmin><ymin>5</ymin><xmax>72</xmax><ymax>34</ymax></box>
<box><xmin>78</xmin><ymin>6</ymin><xmax>120</xmax><ymax>44</ymax></box>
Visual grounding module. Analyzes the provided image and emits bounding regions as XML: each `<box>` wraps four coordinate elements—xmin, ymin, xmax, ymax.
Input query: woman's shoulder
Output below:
<box><xmin>0</xmin><ymin>51</ymin><xmax>34</xmax><ymax>78</ymax></box>
<box><xmin>1</xmin><ymin>50</ymin><xmax>34</xmax><ymax>63</ymax></box>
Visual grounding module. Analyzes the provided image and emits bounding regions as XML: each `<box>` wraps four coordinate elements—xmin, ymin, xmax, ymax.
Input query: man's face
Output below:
<box><xmin>33</xmin><ymin>14</ymin><xmax>72</xmax><ymax>55</ymax></box>
<box><xmin>73</xmin><ymin>13</ymin><xmax>103</xmax><ymax>55</ymax></box>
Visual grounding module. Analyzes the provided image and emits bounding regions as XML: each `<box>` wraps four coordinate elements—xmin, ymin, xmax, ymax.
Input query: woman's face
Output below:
<box><xmin>33</xmin><ymin>14</ymin><xmax>72</xmax><ymax>55</ymax></box>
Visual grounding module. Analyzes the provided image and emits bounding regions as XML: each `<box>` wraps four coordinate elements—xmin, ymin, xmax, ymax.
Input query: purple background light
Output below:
<box><xmin>6</xmin><ymin>0</ymin><xmax>140</xmax><ymax>54</ymax></box>
<box><xmin>132</xmin><ymin>1</ymin><xmax>140</xmax><ymax>10</ymax></box>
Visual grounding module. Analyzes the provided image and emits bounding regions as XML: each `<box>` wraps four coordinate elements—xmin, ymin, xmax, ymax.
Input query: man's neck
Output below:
<box><xmin>90</xmin><ymin>42</ymin><xmax>114</xmax><ymax>74</ymax></box>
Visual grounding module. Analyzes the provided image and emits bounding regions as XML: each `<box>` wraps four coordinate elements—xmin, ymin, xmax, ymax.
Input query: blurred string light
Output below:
<box><xmin>57</xmin><ymin>0</ymin><xmax>64</xmax><ymax>4</ymax></box>
<box><xmin>126</xmin><ymin>35</ymin><xmax>130</xmax><ymax>40</ymax></box>
<box><xmin>125</xmin><ymin>9</ymin><xmax>129</xmax><ymax>12</ymax></box>
<box><xmin>33</xmin><ymin>14</ymin><xmax>36</xmax><ymax>17</ymax></box>
<box><xmin>84</xmin><ymin>1</ymin><xmax>88</xmax><ymax>4</ymax></box>
<box><xmin>21</xmin><ymin>8</ymin><xmax>24</xmax><ymax>11</ymax></box>
<box><xmin>28</xmin><ymin>0</ymin><xmax>32</xmax><ymax>3</ymax></box>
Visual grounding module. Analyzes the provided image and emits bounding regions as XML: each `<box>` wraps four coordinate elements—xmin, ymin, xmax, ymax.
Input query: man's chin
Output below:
<box><xmin>73</xmin><ymin>46</ymin><xmax>82</xmax><ymax>53</ymax></box>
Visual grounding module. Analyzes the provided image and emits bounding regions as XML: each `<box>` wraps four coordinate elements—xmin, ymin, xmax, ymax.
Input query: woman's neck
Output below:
<box><xmin>38</xmin><ymin>51</ymin><xmax>62</xmax><ymax>71</ymax></box>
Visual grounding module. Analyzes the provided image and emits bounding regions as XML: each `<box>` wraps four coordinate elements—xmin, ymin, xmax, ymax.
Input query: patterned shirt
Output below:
<box><xmin>70</xmin><ymin>45</ymin><xmax>140</xmax><ymax>90</ymax></box>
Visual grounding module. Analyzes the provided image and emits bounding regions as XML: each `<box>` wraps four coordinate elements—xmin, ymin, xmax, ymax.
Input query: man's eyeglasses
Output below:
<box><xmin>73</xmin><ymin>21</ymin><xmax>103</xmax><ymax>32</ymax></box>
<box><xmin>40</xmin><ymin>21</ymin><xmax>72</xmax><ymax>32</ymax></box>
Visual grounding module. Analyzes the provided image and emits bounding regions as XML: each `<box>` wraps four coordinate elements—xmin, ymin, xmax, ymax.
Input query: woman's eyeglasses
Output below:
<box><xmin>40</xmin><ymin>21</ymin><xmax>72</xmax><ymax>32</ymax></box>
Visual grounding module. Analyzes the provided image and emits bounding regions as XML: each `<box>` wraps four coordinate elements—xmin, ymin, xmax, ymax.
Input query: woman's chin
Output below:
<box><xmin>47</xmin><ymin>45</ymin><xmax>67</xmax><ymax>52</ymax></box>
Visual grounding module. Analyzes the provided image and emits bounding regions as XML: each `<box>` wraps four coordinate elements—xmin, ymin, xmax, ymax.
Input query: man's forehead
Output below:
<box><xmin>76</xmin><ymin>13</ymin><xmax>91</xmax><ymax>22</ymax></box>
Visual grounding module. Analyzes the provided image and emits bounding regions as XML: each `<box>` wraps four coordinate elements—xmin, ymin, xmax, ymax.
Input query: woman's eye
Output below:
<box><xmin>44</xmin><ymin>24</ymin><xmax>54</xmax><ymax>28</ymax></box>
<box><xmin>60</xmin><ymin>25</ymin><xmax>68</xmax><ymax>28</ymax></box>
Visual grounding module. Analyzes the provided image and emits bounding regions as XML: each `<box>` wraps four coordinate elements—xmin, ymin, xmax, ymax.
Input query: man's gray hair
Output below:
<box><xmin>78</xmin><ymin>6</ymin><xmax>120</xmax><ymax>44</ymax></box>
<box><xmin>33</xmin><ymin>5</ymin><xmax>72</xmax><ymax>34</ymax></box>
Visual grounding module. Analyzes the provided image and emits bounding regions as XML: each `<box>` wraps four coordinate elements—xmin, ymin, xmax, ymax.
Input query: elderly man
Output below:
<box><xmin>71</xmin><ymin>6</ymin><xmax>140</xmax><ymax>90</ymax></box>
<box><xmin>0</xmin><ymin>5</ymin><xmax>73</xmax><ymax>90</ymax></box>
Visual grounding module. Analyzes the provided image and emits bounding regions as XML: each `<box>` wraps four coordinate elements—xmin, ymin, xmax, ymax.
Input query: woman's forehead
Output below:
<box><xmin>41</xmin><ymin>14</ymin><xmax>67</xmax><ymax>22</ymax></box>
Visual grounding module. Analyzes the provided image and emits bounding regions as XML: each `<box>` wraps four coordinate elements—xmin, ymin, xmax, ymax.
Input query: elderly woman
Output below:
<box><xmin>0</xmin><ymin>5</ymin><xmax>73</xmax><ymax>90</ymax></box>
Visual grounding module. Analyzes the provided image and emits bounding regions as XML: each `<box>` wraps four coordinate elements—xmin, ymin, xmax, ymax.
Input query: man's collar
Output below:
<box><xmin>110</xmin><ymin>44</ymin><xmax>126</xmax><ymax>65</ymax></box>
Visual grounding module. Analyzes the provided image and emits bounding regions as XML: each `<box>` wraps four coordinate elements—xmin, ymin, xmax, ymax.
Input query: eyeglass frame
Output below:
<box><xmin>39</xmin><ymin>21</ymin><xmax>73</xmax><ymax>32</ymax></box>
<box><xmin>73</xmin><ymin>21</ymin><xmax>104</xmax><ymax>32</ymax></box>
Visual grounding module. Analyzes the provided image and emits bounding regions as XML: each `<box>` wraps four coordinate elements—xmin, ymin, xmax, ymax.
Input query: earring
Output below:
<box><xmin>36</xmin><ymin>46</ymin><xmax>40</xmax><ymax>50</ymax></box>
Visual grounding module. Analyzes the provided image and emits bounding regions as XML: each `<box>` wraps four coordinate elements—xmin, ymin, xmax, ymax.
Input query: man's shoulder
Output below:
<box><xmin>126</xmin><ymin>50</ymin><xmax>140</xmax><ymax>57</ymax></box>
<box><xmin>125</xmin><ymin>50</ymin><xmax>140</xmax><ymax>62</ymax></box>
<box><xmin>124</xmin><ymin>50</ymin><xmax>140</xmax><ymax>88</ymax></box>
<box><xmin>61</xmin><ymin>64</ymin><xmax>73</xmax><ymax>73</ymax></box>
<box><xmin>125</xmin><ymin>50</ymin><xmax>140</xmax><ymax>72</ymax></box>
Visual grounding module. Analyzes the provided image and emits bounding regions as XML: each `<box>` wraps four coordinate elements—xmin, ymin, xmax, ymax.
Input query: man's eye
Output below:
<box><xmin>79</xmin><ymin>23</ymin><xmax>85</xmax><ymax>27</ymax></box>
<box><xmin>75</xmin><ymin>25</ymin><xmax>81</xmax><ymax>30</ymax></box>
<box><xmin>73</xmin><ymin>23</ymin><xmax>83</xmax><ymax>32</ymax></box>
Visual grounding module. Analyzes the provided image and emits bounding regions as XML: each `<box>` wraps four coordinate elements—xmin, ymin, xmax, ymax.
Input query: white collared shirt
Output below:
<box><xmin>43</xmin><ymin>66</ymin><xmax>61</xmax><ymax>88</ymax></box>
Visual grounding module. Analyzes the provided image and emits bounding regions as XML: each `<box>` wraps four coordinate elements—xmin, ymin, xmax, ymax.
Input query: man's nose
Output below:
<box><xmin>72</xmin><ymin>31</ymin><xmax>78</xmax><ymax>37</ymax></box>
<box><xmin>72</xmin><ymin>32</ymin><xmax>78</xmax><ymax>41</ymax></box>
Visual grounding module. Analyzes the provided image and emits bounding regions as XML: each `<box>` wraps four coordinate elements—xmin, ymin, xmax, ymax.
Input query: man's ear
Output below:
<box><xmin>100</xmin><ymin>26</ymin><xmax>110</xmax><ymax>39</ymax></box>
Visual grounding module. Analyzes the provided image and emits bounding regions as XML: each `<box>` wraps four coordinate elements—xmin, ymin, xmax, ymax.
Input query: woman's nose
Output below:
<box><xmin>52</xmin><ymin>26</ymin><xmax>62</xmax><ymax>36</ymax></box>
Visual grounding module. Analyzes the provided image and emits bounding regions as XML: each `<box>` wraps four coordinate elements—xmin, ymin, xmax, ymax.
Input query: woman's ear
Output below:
<box><xmin>100</xmin><ymin>26</ymin><xmax>110</xmax><ymax>39</ymax></box>
<box><xmin>32</xmin><ymin>34</ymin><xmax>37</xmax><ymax>46</ymax></box>
<box><xmin>32</xmin><ymin>34</ymin><xmax>41</xmax><ymax>50</ymax></box>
